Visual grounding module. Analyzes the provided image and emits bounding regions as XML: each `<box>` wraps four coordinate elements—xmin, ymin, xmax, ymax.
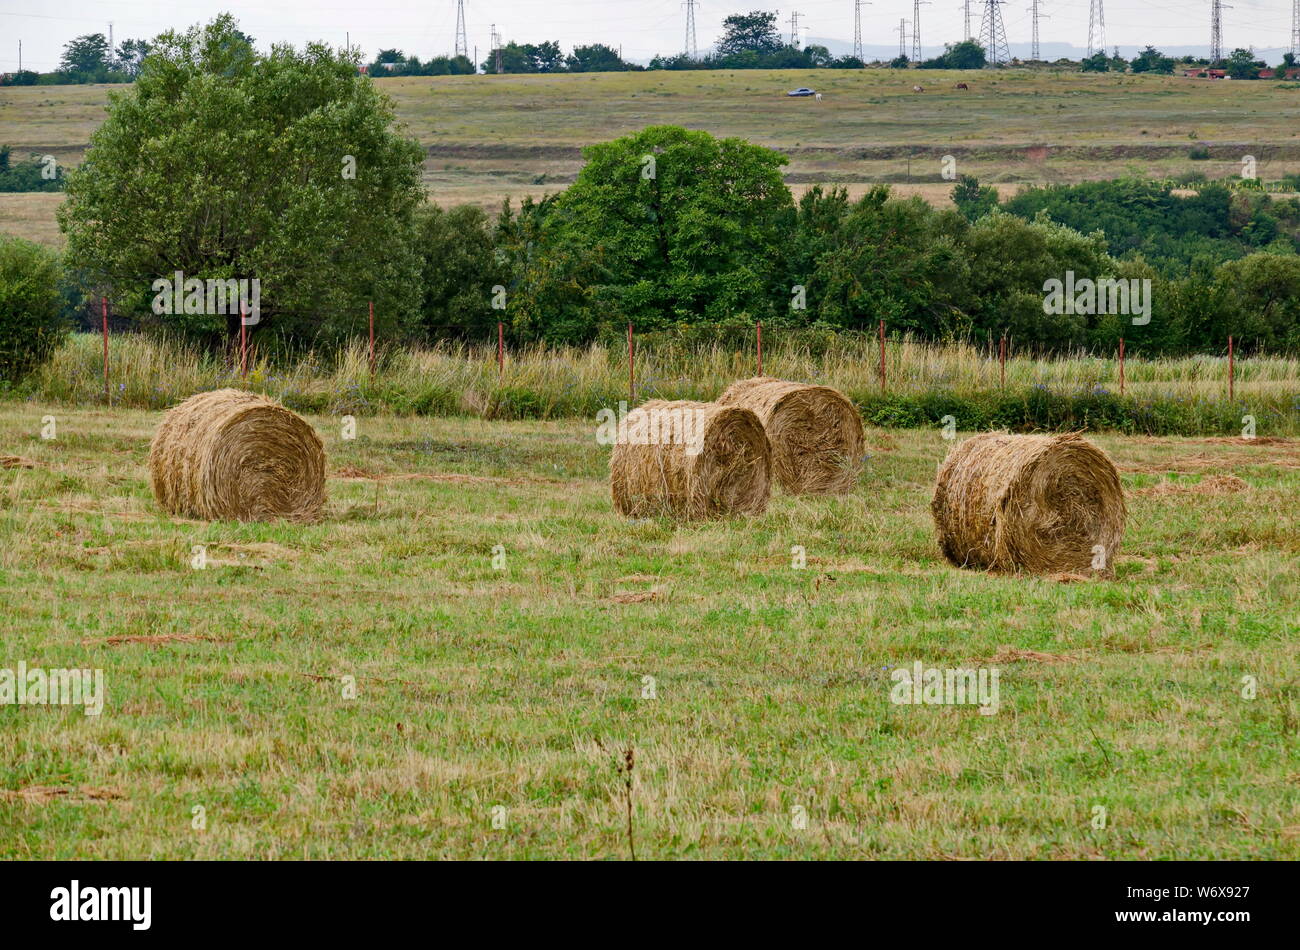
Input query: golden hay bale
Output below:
<box><xmin>931</xmin><ymin>432</ymin><xmax>1125</xmax><ymax>576</ymax></box>
<box><xmin>609</xmin><ymin>400</ymin><xmax>770</xmax><ymax>519</ymax></box>
<box><xmin>716</xmin><ymin>377</ymin><xmax>864</xmax><ymax>495</ymax></box>
<box><xmin>149</xmin><ymin>389</ymin><xmax>326</xmax><ymax>522</ymax></box>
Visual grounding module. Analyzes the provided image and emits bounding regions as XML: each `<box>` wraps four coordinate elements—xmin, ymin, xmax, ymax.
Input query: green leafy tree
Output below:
<box><xmin>512</xmin><ymin>126</ymin><xmax>794</xmax><ymax>339</ymax></box>
<box><xmin>890</xmin><ymin>54</ymin><xmax>910</xmax><ymax>69</ymax></box>
<box><xmin>794</xmin><ymin>186</ymin><xmax>969</xmax><ymax>334</ymax></box>
<box><xmin>952</xmin><ymin>176</ymin><xmax>1000</xmax><ymax>222</ymax></box>
<box><xmin>804</xmin><ymin>45</ymin><xmax>833</xmax><ymax>67</ymax></box>
<box><xmin>1081</xmin><ymin>51</ymin><xmax>1110</xmax><ymax>72</ymax></box>
<box><xmin>413</xmin><ymin>204</ymin><xmax>505</xmax><ymax>340</ymax></box>
<box><xmin>567</xmin><ymin>44</ymin><xmax>631</xmax><ymax>72</ymax></box>
<box><xmin>115</xmin><ymin>39</ymin><xmax>152</xmax><ymax>78</ymax></box>
<box><xmin>716</xmin><ymin>12</ymin><xmax>783</xmax><ymax>56</ymax></box>
<box><xmin>479</xmin><ymin>42</ymin><xmax>556</xmax><ymax>73</ymax></box>
<box><xmin>1213</xmin><ymin>253</ymin><xmax>1300</xmax><ymax>350</ymax></box>
<box><xmin>0</xmin><ymin>236</ymin><xmax>67</xmax><ymax>383</ymax></box>
<box><xmin>945</xmin><ymin>40</ymin><xmax>987</xmax><ymax>69</ymax></box>
<box><xmin>1130</xmin><ymin>45</ymin><xmax>1174</xmax><ymax>74</ymax></box>
<box><xmin>530</xmin><ymin>41</ymin><xmax>566</xmax><ymax>72</ymax></box>
<box><xmin>60</xmin><ymin>33</ymin><xmax>110</xmax><ymax>76</ymax></box>
<box><xmin>1224</xmin><ymin>48</ymin><xmax>1264</xmax><ymax>79</ymax></box>
<box><xmin>962</xmin><ymin>211</ymin><xmax>1115</xmax><ymax>349</ymax></box>
<box><xmin>59</xmin><ymin>15</ymin><xmax>426</xmax><ymax>349</ymax></box>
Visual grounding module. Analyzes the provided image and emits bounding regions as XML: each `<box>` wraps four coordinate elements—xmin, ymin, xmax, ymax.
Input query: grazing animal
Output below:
<box><xmin>913</xmin><ymin>85</ymin><xmax>924</xmax><ymax>93</ymax></box>
<box><xmin>956</xmin><ymin>82</ymin><xmax>970</xmax><ymax>90</ymax></box>
<box><xmin>815</xmin><ymin>92</ymin><xmax>823</xmax><ymax>101</ymax></box>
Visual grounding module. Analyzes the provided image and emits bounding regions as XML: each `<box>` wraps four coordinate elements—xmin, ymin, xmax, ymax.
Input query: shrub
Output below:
<box><xmin>0</xmin><ymin>236</ymin><xmax>68</xmax><ymax>384</ymax></box>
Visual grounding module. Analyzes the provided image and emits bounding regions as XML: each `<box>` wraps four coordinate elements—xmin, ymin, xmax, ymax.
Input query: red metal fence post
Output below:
<box><xmin>878</xmin><ymin>319</ymin><xmax>886</xmax><ymax>393</ymax></box>
<box><xmin>1119</xmin><ymin>337</ymin><xmax>1125</xmax><ymax>396</ymax></box>
<box><xmin>999</xmin><ymin>334</ymin><xmax>1007</xmax><ymax>388</ymax></box>
<box><xmin>101</xmin><ymin>296</ymin><xmax>109</xmax><ymax>401</ymax></box>
<box><xmin>757</xmin><ymin>320</ymin><xmax>763</xmax><ymax>377</ymax></box>
<box><xmin>368</xmin><ymin>300</ymin><xmax>375</xmax><ymax>379</ymax></box>
<box><xmin>628</xmin><ymin>322</ymin><xmax>636</xmax><ymax>403</ymax></box>
<box><xmin>239</xmin><ymin>300</ymin><xmax>248</xmax><ymax>380</ymax></box>
<box><xmin>1228</xmin><ymin>335</ymin><xmax>1234</xmax><ymax>402</ymax></box>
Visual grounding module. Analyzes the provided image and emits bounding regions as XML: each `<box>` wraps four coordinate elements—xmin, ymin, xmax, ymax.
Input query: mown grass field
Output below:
<box><xmin>4</xmin><ymin>68</ymin><xmax>1300</xmax><ymax>244</ymax></box>
<box><xmin>1</xmin><ymin>402</ymin><xmax>1297</xmax><ymax>858</ymax></box>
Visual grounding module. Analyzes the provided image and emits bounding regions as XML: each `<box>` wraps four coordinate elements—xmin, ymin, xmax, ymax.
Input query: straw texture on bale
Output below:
<box><xmin>149</xmin><ymin>389</ymin><xmax>326</xmax><ymax>521</ymax></box>
<box><xmin>716</xmin><ymin>377</ymin><xmax>864</xmax><ymax>495</ymax></box>
<box><xmin>931</xmin><ymin>432</ymin><xmax>1125</xmax><ymax>576</ymax></box>
<box><xmin>610</xmin><ymin>400</ymin><xmax>771</xmax><ymax>519</ymax></box>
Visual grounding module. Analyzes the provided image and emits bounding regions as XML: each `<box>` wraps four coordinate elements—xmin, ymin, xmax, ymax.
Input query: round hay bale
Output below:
<box><xmin>610</xmin><ymin>400</ymin><xmax>771</xmax><ymax>519</ymax></box>
<box><xmin>931</xmin><ymin>432</ymin><xmax>1125</xmax><ymax>576</ymax></box>
<box><xmin>716</xmin><ymin>377</ymin><xmax>863</xmax><ymax>495</ymax></box>
<box><xmin>149</xmin><ymin>389</ymin><xmax>326</xmax><ymax>522</ymax></box>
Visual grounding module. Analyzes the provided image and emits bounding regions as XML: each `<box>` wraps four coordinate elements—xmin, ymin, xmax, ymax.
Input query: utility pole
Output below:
<box><xmin>1211</xmin><ymin>0</ymin><xmax>1229</xmax><ymax>64</ymax></box>
<box><xmin>1293</xmin><ymin>0</ymin><xmax>1299</xmax><ymax>57</ymax></box>
<box><xmin>979</xmin><ymin>0</ymin><xmax>1010</xmax><ymax>65</ymax></box>
<box><xmin>1027</xmin><ymin>0</ymin><xmax>1047</xmax><ymax>60</ymax></box>
<box><xmin>17</xmin><ymin>39</ymin><xmax>21</xmax><ymax>73</ymax></box>
<box><xmin>1087</xmin><ymin>0</ymin><xmax>1106</xmax><ymax>58</ymax></box>
<box><xmin>897</xmin><ymin>18</ymin><xmax>909</xmax><ymax>59</ymax></box>
<box><xmin>684</xmin><ymin>0</ymin><xmax>699</xmax><ymax>58</ymax></box>
<box><xmin>455</xmin><ymin>1</ymin><xmax>468</xmax><ymax>58</ymax></box>
<box><xmin>490</xmin><ymin>24</ymin><xmax>503</xmax><ymax>73</ymax></box>
<box><xmin>789</xmin><ymin>10</ymin><xmax>803</xmax><ymax>48</ymax></box>
<box><xmin>108</xmin><ymin>21</ymin><xmax>114</xmax><ymax>58</ymax></box>
<box><xmin>963</xmin><ymin>0</ymin><xmax>972</xmax><ymax>42</ymax></box>
<box><xmin>912</xmin><ymin>0</ymin><xmax>930</xmax><ymax>61</ymax></box>
<box><xmin>854</xmin><ymin>0</ymin><xmax>870</xmax><ymax>62</ymax></box>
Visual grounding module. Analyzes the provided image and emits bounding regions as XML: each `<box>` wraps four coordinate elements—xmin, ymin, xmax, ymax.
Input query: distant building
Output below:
<box><xmin>1183</xmin><ymin>68</ymin><xmax>1227</xmax><ymax>79</ymax></box>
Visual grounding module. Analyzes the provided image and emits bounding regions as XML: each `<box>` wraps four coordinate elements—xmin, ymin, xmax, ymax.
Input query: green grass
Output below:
<box><xmin>1</xmin><ymin>403</ymin><xmax>1297</xmax><ymax>858</ymax></box>
<box><xmin>15</xmin><ymin>332</ymin><xmax>1300</xmax><ymax>436</ymax></box>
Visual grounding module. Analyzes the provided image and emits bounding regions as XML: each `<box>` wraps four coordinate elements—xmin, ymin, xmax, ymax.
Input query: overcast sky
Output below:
<box><xmin>2</xmin><ymin>0</ymin><xmax>1297</xmax><ymax>71</ymax></box>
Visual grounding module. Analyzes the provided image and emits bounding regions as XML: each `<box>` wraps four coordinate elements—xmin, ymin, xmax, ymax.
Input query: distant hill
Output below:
<box><xmin>804</xmin><ymin>36</ymin><xmax>1295</xmax><ymax>64</ymax></box>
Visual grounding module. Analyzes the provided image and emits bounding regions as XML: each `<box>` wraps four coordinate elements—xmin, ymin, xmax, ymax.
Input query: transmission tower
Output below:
<box><xmin>1292</xmin><ymin>0</ymin><xmax>1299</xmax><ymax>57</ymax></box>
<box><xmin>490</xmin><ymin>23</ymin><xmax>503</xmax><ymax>73</ymax></box>
<box><xmin>854</xmin><ymin>0</ymin><xmax>870</xmax><ymax>62</ymax></box>
<box><xmin>963</xmin><ymin>0</ymin><xmax>972</xmax><ymax>42</ymax></box>
<box><xmin>684</xmin><ymin>0</ymin><xmax>699</xmax><ymax>58</ymax></box>
<box><xmin>789</xmin><ymin>10</ymin><xmax>803</xmax><ymax>48</ymax></box>
<box><xmin>1211</xmin><ymin>0</ymin><xmax>1228</xmax><ymax>64</ymax></box>
<box><xmin>1027</xmin><ymin>0</ymin><xmax>1047</xmax><ymax>60</ymax></box>
<box><xmin>1087</xmin><ymin>0</ymin><xmax>1106</xmax><ymax>57</ymax></box>
<box><xmin>897</xmin><ymin>18</ymin><xmax>909</xmax><ymax>59</ymax></box>
<box><xmin>912</xmin><ymin>0</ymin><xmax>930</xmax><ymax>61</ymax></box>
<box><xmin>454</xmin><ymin>1</ymin><xmax>468</xmax><ymax>58</ymax></box>
<box><xmin>980</xmin><ymin>0</ymin><xmax>1010</xmax><ymax>65</ymax></box>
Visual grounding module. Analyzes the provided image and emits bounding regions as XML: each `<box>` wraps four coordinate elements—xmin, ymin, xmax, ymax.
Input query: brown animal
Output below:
<box><xmin>956</xmin><ymin>82</ymin><xmax>970</xmax><ymax>90</ymax></box>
